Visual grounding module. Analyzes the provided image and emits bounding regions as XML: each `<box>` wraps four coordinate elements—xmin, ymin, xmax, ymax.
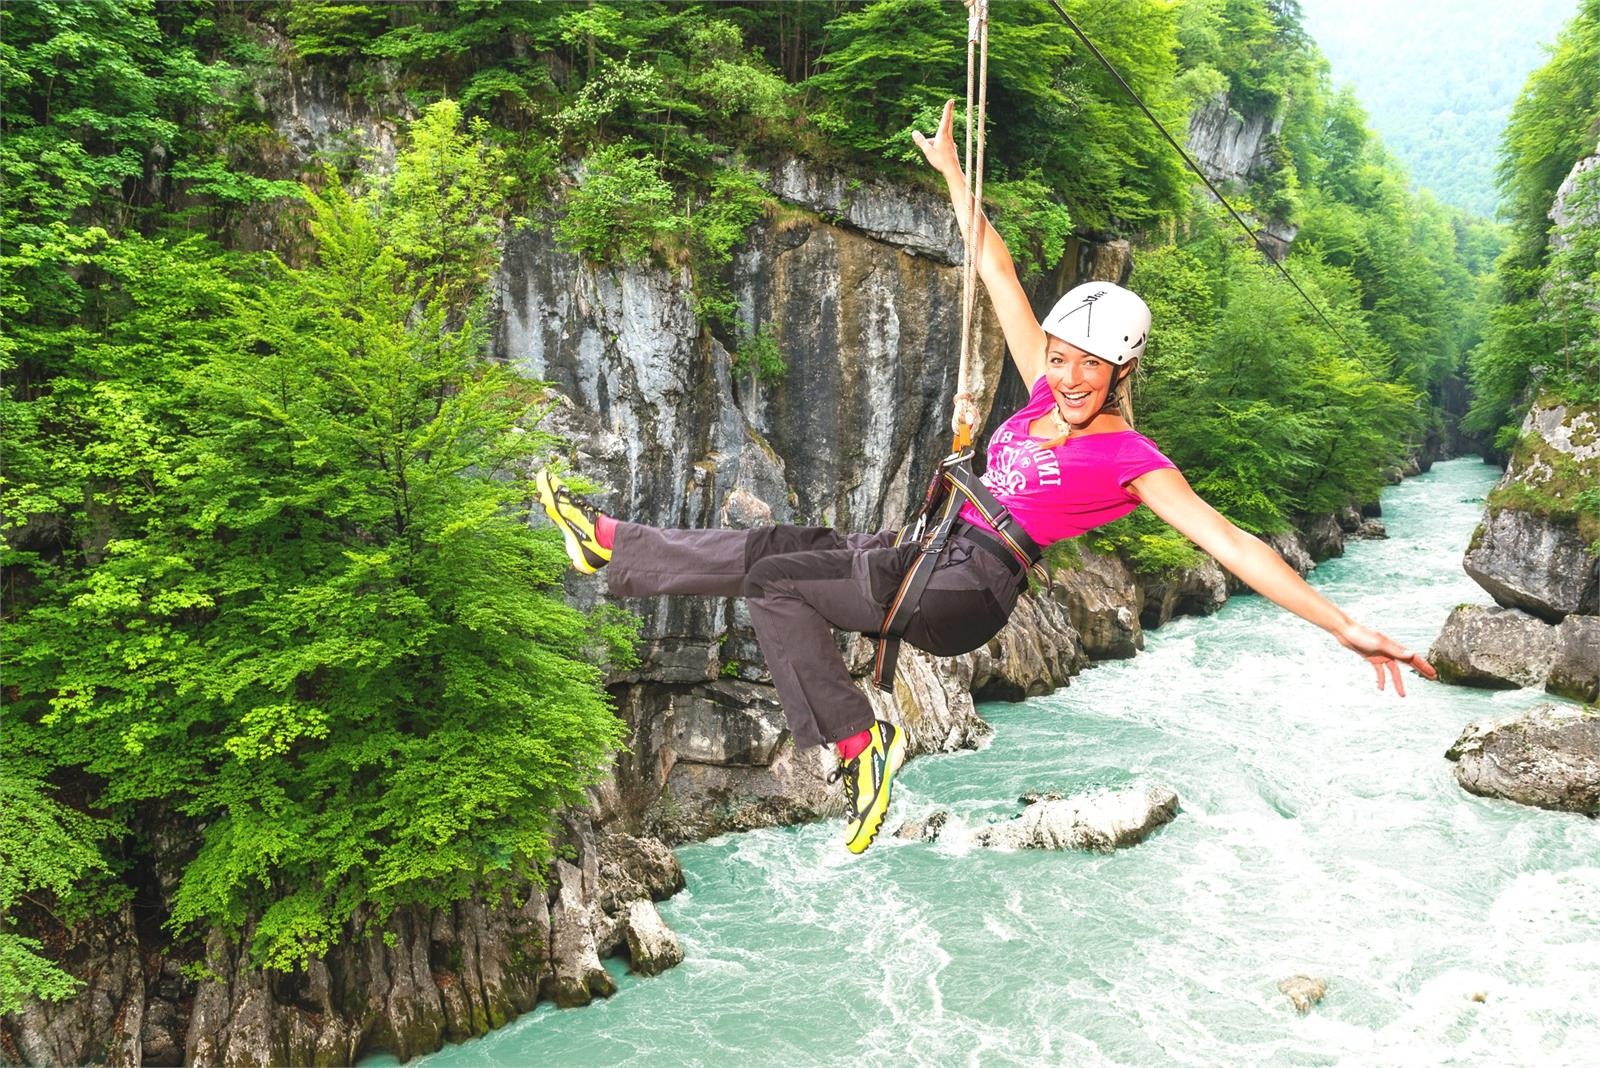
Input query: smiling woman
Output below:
<box><xmin>533</xmin><ymin>97</ymin><xmax>1435</xmax><ymax>863</ymax></box>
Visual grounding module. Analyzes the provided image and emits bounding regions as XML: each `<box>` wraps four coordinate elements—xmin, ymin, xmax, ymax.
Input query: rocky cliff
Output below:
<box><xmin>1185</xmin><ymin>92</ymin><xmax>1298</xmax><ymax>260</ymax></box>
<box><xmin>3</xmin><ymin>61</ymin><xmax>1380</xmax><ymax>1066</ymax></box>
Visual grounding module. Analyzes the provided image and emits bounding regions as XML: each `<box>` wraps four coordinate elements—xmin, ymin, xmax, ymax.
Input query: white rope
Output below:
<box><xmin>952</xmin><ymin>0</ymin><xmax>989</xmax><ymax>440</ymax></box>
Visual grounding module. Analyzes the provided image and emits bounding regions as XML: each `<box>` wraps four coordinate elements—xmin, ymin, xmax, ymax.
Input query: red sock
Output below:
<box><xmin>595</xmin><ymin>513</ymin><xmax>617</xmax><ymax>550</ymax></box>
<box><xmin>836</xmin><ymin>729</ymin><xmax>872</xmax><ymax>761</ymax></box>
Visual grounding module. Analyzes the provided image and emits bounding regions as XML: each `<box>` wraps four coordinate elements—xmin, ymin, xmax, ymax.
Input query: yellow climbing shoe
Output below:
<box><xmin>536</xmin><ymin>469</ymin><xmax>611</xmax><ymax>575</ymax></box>
<box><xmin>831</xmin><ymin>719</ymin><xmax>907</xmax><ymax>855</ymax></box>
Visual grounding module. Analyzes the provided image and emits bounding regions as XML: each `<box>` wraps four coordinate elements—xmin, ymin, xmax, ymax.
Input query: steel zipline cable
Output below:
<box><xmin>1040</xmin><ymin>0</ymin><xmax>1361</xmax><ymax>354</ymax></box>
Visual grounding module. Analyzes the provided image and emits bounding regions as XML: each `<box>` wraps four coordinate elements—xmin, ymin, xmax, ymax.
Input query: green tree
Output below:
<box><xmin>2</xmin><ymin>103</ymin><xmax>633</xmax><ymax>978</ymax></box>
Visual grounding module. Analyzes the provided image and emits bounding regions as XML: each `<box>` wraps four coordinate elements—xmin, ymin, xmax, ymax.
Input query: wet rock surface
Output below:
<box><xmin>1278</xmin><ymin>975</ymin><xmax>1328</xmax><ymax>1015</ymax></box>
<box><xmin>971</xmin><ymin>784</ymin><xmax>1180</xmax><ymax>852</ymax></box>
<box><xmin>1446</xmin><ymin>704</ymin><xmax>1600</xmax><ymax>814</ymax></box>
<box><xmin>1547</xmin><ymin>615</ymin><xmax>1600</xmax><ymax>703</ymax></box>
<box><xmin>1429</xmin><ymin>604</ymin><xmax>1558</xmax><ymax>689</ymax></box>
<box><xmin>1462</xmin><ymin>400</ymin><xmax>1600</xmax><ymax>621</ymax></box>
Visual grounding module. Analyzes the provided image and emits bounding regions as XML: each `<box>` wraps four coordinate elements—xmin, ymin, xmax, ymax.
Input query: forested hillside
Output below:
<box><xmin>1465</xmin><ymin>0</ymin><xmax>1600</xmax><ymax>448</ymax></box>
<box><xmin>0</xmin><ymin>0</ymin><xmax>1520</xmax><ymax>1018</ymax></box>
<box><xmin>1300</xmin><ymin>0</ymin><xmax>1578</xmax><ymax>218</ymax></box>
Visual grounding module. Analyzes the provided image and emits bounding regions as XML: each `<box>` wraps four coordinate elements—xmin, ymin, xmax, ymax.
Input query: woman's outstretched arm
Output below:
<box><xmin>1128</xmin><ymin>467</ymin><xmax>1438</xmax><ymax>694</ymax></box>
<box><xmin>912</xmin><ymin>99</ymin><xmax>1048</xmax><ymax>387</ymax></box>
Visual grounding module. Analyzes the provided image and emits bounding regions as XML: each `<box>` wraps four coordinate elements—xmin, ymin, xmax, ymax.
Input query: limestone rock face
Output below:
<box><xmin>622</xmin><ymin>901</ymin><xmax>684</xmax><ymax>977</ymax></box>
<box><xmin>1550</xmin><ymin>143</ymin><xmax>1600</xmax><ymax>253</ymax></box>
<box><xmin>764</xmin><ymin>158</ymin><xmax>964</xmax><ymax>264</ymax></box>
<box><xmin>2</xmin><ymin>904</ymin><xmax>144</xmax><ymax>1068</ymax></box>
<box><xmin>1548</xmin><ymin>615</ymin><xmax>1600</xmax><ymax>703</ymax></box>
<box><xmin>962</xmin><ymin>590</ymin><xmax>1089</xmax><ymax>701</ymax></box>
<box><xmin>1187</xmin><ymin>93</ymin><xmax>1285</xmax><ymax>188</ymax></box>
<box><xmin>971</xmin><ymin>784</ymin><xmax>1180</xmax><ymax>852</ymax></box>
<box><xmin>1428</xmin><ymin>604</ymin><xmax>1559</xmax><ymax>689</ymax></box>
<box><xmin>1295</xmin><ymin>513</ymin><xmax>1346</xmax><ymax>562</ymax></box>
<box><xmin>1463</xmin><ymin>399</ymin><xmax>1600</xmax><ymax>621</ymax></box>
<box><xmin>1051</xmin><ymin>545</ymin><xmax>1143</xmax><ymax>659</ymax></box>
<box><xmin>1446</xmin><ymin>705</ymin><xmax>1600</xmax><ymax>814</ymax></box>
<box><xmin>1142</xmin><ymin>556</ymin><xmax>1230</xmax><ymax>629</ymax></box>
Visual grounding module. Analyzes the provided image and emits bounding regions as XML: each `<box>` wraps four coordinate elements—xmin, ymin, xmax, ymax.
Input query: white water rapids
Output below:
<box><xmin>384</xmin><ymin>458</ymin><xmax>1598</xmax><ymax>1067</ymax></box>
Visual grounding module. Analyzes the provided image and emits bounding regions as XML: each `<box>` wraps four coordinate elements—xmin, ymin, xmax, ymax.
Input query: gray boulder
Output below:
<box><xmin>1547</xmin><ymin>615</ymin><xmax>1600</xmax><ymax>703</ymax></box>
<box><xmin>1462</xmin><ymin>400</ymin><xmax>1600</xmax><ymax>621</ymax></box>
<box><xmin>1428</xmin><ymin>604</ymin><xmax>1558</xmax><ymax>689</ymax></box>
<box><xmin>1464</xmin><ymin>509</ymin><xmax>1600</xmax><ymax>621</ymax></box>
<box><xmin>972</xmin><ymin>783</ymin><xmax>1179</xmax><ymax>852</ymax></box>
<box><xmin>1051</xmin><ymin>544</ymin><xmax>1143</xmax><ymax>659</ymax></box>
<box><xmin>1295</xmin><ymin>513</ymin><xmax>1346</xmax><ymax>562</ymax></box>
<box><xmin>622</xmin><ymin>900</ymin><xmax>684</xmax><ymax>977</ymax></box>
<box><xmin>1356</xmin><ymin>518</ymin><xmax>1387</xmax><ymax>539</ymax></box>
<box><xmin>1445</xmin><ymin>704</ymin><xmax>1600</xmax><ymax>814</ymax></box>
<box><xmin>893</xmin><ymin>810</ymin><xmax>949</xmax><ymax>843</ymax></box>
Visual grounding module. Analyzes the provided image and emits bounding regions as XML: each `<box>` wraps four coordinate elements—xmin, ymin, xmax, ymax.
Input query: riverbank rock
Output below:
<box><xmin>1295</xmin><ymin>513</ymin><xmax>1346</xmax><ymax>562</ymax></box>
<box><xmin>1462</xmin><ymin>399</ymin><xmax>1600</xmax><ymax>621</ymax></box>
<box><xmin>1050</xmin><ymin>545</ymin><xmax>1143</xmax><ymax>659</ymax></box>
<box><xmin>1428</xmin><ymin>604</ymin><xmax>1558</xmax><ymax>689</ymax></box>
<box><xmin>1141</xmin><ymin>556</ymin><xmax>1230</xmax><ymax>629</ymax></box>
<box><xmin>1548</xmin><ymin>616</ymin><xmax>1600</xmax><ymax>703</ymax></box>
<box><xmin>1278</xmin><ymin>975</ymin><xmax>1328</xmax><ymax>1014</ymax></box>
<box><xmin>1356</xmin><ymin>518</ymin><xmax>1387</xmax><ymax>539</ymax></box>
<box><xmin>622</xmin><ymin>901</ymin><xmax>683</xmax><ymax>977</ymax></box>
<box><xmin>1445</xmin><ymin>704</ymin><xmax>1600</xmax><ymax>814</ymax></box>
<box><xmin>971</xmin><ymin>784</ymin><xmax>1180</xmax><ymax>852</ymax></box>
<box><xmin>964</xmin><ymin>590</ymin><xmax>1089</xmax><ymax>701</ymax></box>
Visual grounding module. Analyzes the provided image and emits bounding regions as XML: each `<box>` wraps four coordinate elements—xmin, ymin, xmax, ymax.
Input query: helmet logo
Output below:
<box><xmin>1059</xmin><ymin>288</ymin><xmax>1108</xmax><ymax>335</ymax></box>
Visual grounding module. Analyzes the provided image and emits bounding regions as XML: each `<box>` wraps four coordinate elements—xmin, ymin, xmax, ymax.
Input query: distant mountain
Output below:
<box><xmin>1299</xmin><ymin>0</ymin><xmax>1577</xmax><ymax>218</ymax></box>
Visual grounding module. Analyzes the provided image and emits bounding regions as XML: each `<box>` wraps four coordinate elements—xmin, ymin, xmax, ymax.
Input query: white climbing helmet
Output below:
<box><xmin>1039</xmin><ymin>282</ymin><xmax>1151</xmax><ymax>365</ymax></box>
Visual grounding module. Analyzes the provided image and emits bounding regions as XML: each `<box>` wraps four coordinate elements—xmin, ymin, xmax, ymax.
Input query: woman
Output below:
<box><xmin>537</xmin><ymin>100</ymin><xmax>1435</xmax><ymax>856</ymax></box>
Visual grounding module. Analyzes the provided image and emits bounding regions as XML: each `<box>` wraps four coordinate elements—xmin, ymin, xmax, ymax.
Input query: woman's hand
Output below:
<box><xmin>1334</xmin><ymin>621</ymin><xmax>1438</xmax><ymax>696</ymax></box>
<box><xmin>911</xmin><ymin>99</ymin><xmax>962</xmax><ymax>179</ymax></box>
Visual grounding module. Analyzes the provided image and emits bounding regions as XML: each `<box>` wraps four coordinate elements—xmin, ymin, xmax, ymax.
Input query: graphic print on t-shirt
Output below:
<box><xmin>981</xmin><ymin>427</ymin><xmax>1062</xmax><ymax>499</ymax></box>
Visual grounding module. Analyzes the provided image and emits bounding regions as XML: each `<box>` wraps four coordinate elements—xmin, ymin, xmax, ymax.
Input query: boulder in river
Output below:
<box><xmin>1277</xmin><ymin>975</ymin><xmax>1328</xmax><ymax>1014</ymax></box>
<box><xmin>972</xmin><ymin>783</ymin><xmax>1179</xmax><ymax>852</ymax></box>
<box><xmin>1445</xmin><ymin>704</ymin><xmax>1600</xmax><ymax>814</ymax></box>
<box><xmin>1547</xmin><ymin>615</ymin><xmax>1600</xmax><ymax>703</ymax></box>
<box><xmin>1461</xmin><ymin>399</ymin><xmax>1600</xmax><ymax>621</ymax></box>
<box><xmin>1428</xmin><ymin>604</ymin><xmax>1558</xmax><ymax>689</ymax></box>
<box><xmin>893</xmin><ymin>810</ymin><xmax>949</xmax><ymax>843</ymax></box>
<box><xmin>622</xmin><ymin>900</ymin><xmax>684</xmax><ymax>977</ymax></box>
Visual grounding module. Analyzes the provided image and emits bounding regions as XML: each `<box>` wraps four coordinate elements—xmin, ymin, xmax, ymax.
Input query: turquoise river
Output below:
<box><xmin>378</xmin><ymin>458</ymin><xmax>1598</xmax><ymax>1067</ymax></box>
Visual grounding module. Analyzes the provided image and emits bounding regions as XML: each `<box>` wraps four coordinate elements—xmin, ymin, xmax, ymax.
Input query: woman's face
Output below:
<box><xmin>1044</xmin><ymin>337</ymin><xmax>1118</xmax><ymax>426</ymax></box>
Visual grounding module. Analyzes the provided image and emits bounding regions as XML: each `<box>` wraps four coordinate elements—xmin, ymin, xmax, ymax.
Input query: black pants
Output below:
<box><xmin>607</xmin><ymin>523</ymin><xmax>1024</xmax><ymax>750</ymax></box>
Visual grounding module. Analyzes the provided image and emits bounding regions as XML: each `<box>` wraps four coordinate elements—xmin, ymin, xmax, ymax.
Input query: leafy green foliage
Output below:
<box><xmin>3</xmin><ymin>103</ymin><xmax>632</xmax><ymax>976</ymax></box>
<box><xmin>732</xmin><ymin>324</ymin><xmax>787</xmax><ymax>388</ymax></box>
<box><xmin>1466</xmin><ymin>0</ymin><xmax>1600</xmax><ymax>438</ymax></box>
<box><xmin>556</xmin><ymin>144</ymin><xmax>680</xmax><ymax>263</ymax></box>
<box><xmin>1134</xmin><ymin>203</ymin><xmax>1421</xmax><ymax>533</ymax></box>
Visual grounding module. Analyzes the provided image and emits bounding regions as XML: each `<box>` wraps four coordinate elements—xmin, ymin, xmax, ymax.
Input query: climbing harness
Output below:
<box><xmin>872</xmin><ymin>0</ymin><xmax>1047</xmax><ymax>693</ymax></box>
<box><xmin>872</xmin><ymin>447</ymin><xmax>1045</xmax><ymax>691</ymax></box>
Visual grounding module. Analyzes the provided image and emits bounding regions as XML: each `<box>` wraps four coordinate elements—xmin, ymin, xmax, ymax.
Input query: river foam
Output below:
<box><xmin>384</xmin><ymin>460</ymin><xmax>1598</xmax><ymax>1068</ymax></box>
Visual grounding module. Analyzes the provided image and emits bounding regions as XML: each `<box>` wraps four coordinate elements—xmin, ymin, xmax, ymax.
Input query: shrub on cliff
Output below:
<box><xmin>2</xmin><ymin>102</ymin><xmax>633</xmax><ymax>982</ymax></box>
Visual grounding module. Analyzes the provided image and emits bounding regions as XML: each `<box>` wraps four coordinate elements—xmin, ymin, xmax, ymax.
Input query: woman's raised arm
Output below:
<box><xmin>913</xmin><ymin>99</ymin><xmax>1048</xmax><ymax>388</ymax></box>
<box><xmin>1127</xmin><ymin>466</ymin><xmax>1438</xmax><ymax>695</ymax></box>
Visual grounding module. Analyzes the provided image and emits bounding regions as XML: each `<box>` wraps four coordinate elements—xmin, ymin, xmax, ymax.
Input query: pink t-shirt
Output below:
<box><xmin>957</xmin><ymin>374</ymin><xmax>1177</xmax><ymax>547</ymax></box>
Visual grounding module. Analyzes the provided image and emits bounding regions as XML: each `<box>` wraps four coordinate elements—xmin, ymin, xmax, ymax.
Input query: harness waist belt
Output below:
<box><xmin>951</xmin><ymin>520</ymin><xmax>1028</xmax><ymax>583</ymax></box>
